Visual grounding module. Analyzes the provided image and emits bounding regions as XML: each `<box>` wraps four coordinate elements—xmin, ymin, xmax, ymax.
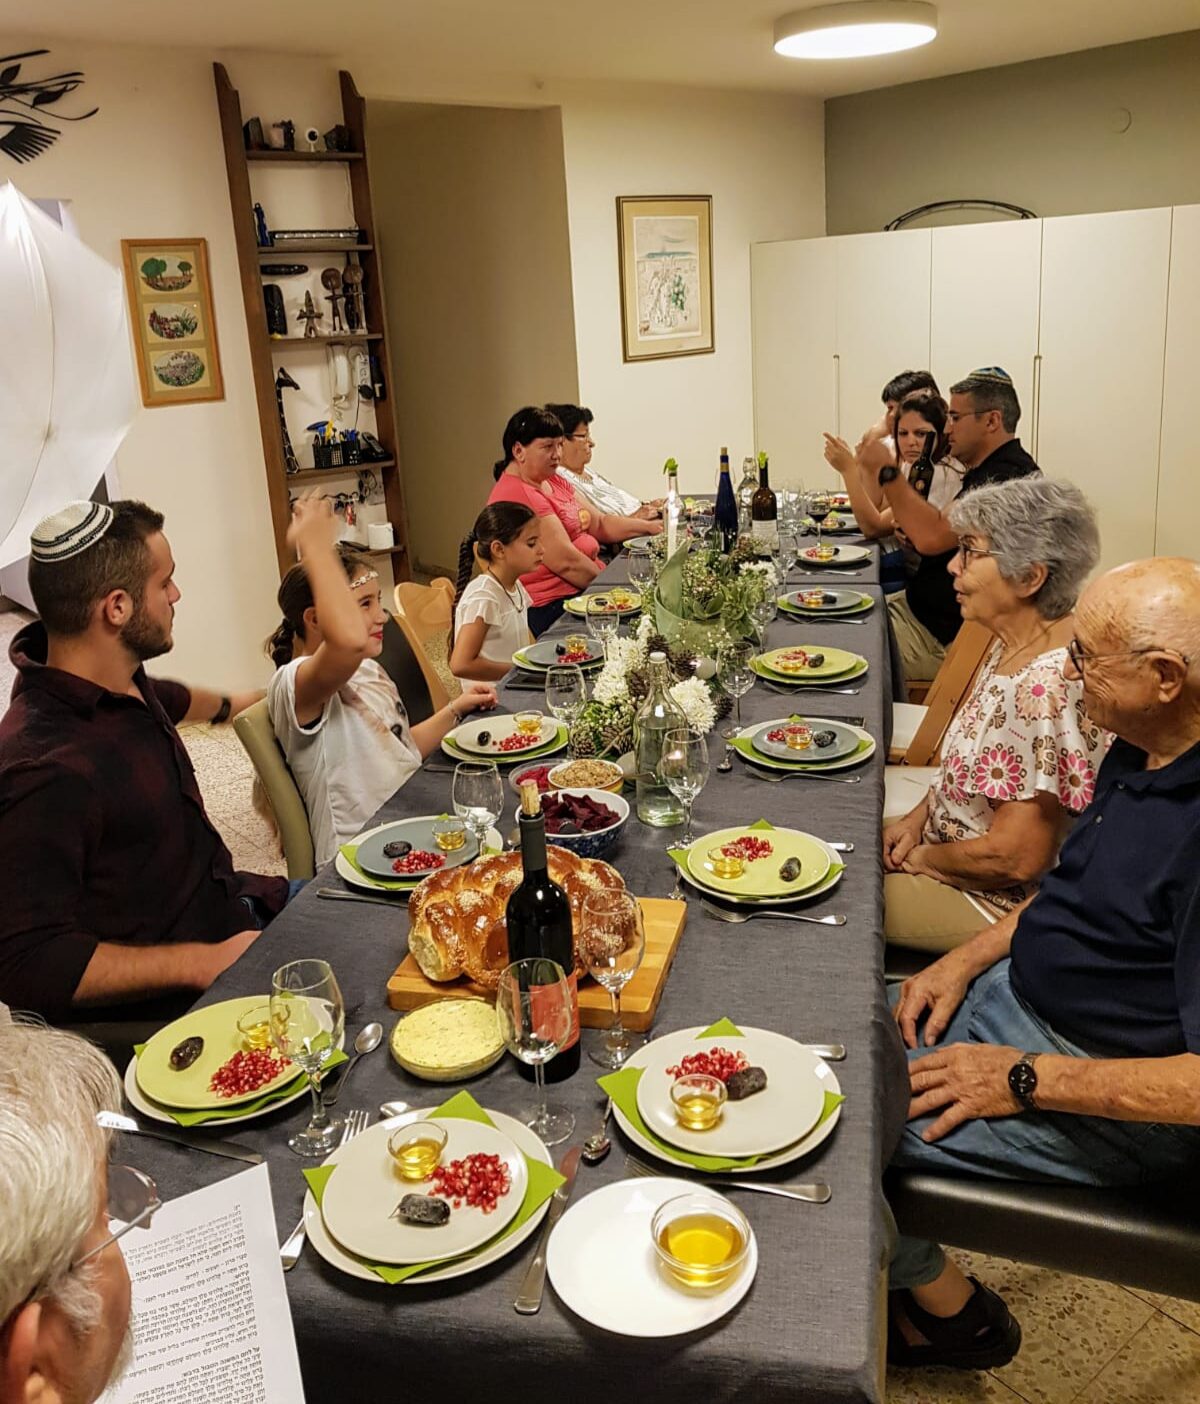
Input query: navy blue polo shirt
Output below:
<box><xmin>1010</xmin><ymin>737</ymin><xmax>1200</xmax><ymax>1058</ymax></box>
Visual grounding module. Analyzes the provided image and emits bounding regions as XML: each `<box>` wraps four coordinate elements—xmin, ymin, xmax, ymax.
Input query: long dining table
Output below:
<box><xmin>128</xmin><ymin>537</ymin><xmax>910</xmax><ymax>1403</ymax></box>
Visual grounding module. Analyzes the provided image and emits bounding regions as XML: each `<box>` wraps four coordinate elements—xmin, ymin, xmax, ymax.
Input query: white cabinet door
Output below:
<box><xmin>930</xmin><ymin>221</ymin><xmax>1042</xmax><ymax>425</ymax></box>
<box><xmin>750</xmin><ymin>237</ymin><xmax>837</xmax><ymax>487</ymax></box>
<box><xmin>1156</xmin><ymin>205</ymin><xmax>1200</xmax><ymax>561</ymax></box>
<box><xmin>1037</xmin><ymin>208</ymin><xmax>1172</xmax><ymax>573</ymax></box>
<box><xmin>832</xmin><ymin>227</ymin><xmax>931</xmax><ymax>454</ymax></box>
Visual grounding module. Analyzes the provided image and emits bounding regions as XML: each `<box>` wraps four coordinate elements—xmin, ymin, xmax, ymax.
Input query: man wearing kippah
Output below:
<box><xmin>0</xmin><ymin>500</ymin><xmax>288</xmax><ymax>1025</ymax></box>
<box><xmin>879</xmin><ymin>367</ymin><xmax>1041</xmax><ymax>685</ymax></box>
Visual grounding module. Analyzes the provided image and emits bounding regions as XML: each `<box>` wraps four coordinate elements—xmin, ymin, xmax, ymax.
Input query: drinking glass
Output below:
<box><xmin>270</xmin><ymin>958</ymin><xmax>345</xmax><ymax>1157</ymax></box>
<box><xmin>452</xmin><ymin>761</ymin><xmax>503</xmax><ymax>854</ymax></box>
<box><xmin>776</xmin><ymin>529</ymin><xmax>800</xmax><ymax>580</ymax></box>
<box><xmin>659</xmin><ymin>726</ymin><xmax>708</xmax><ymax>847</ymax></box>
<box><xmin>495</xmin><ymin>958</ymin><xmax>575</xmax><ymax>1146</ymax></box>
<box><xmin>545</xmin><ymin>664</ymin><xmax>587</xmax><ymax>729</ymax></box>
<box><xmin>586</xmin><ymin>597</ymin><xmax>621</xmax><ymax>653</ymax></box>
<box><xmin>580</xmin><ymin>891</ymin><xmax>646</xmax><ymax>1068</ymax></box>
<box><xmin>717</xmin><ymin>640</ymin><xmax>756</xmax><ymax>737</ymax></box>
<box><xmin>750</xmin><ymin>591</ymin><xmax>778</xmax><ymax>649</ymax></box>
<box><xmin>806</xmin><ymin>487</ymin><xmax>833</xmax><ymax>556</ymax></box>
<box><xmin>626</xmin><ymin>547</ymin><xmax>655</xmax><ymax>597</ymax></box>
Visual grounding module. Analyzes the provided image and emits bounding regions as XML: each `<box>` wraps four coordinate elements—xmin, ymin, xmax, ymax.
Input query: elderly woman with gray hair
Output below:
<box><xmin>884</xmin><ymin>477</ymin><xmax>1112</xmax><ymax>951</ymax></box>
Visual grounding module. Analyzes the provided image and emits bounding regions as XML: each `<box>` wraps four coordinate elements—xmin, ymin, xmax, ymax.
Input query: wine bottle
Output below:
<box><xmin>909</xmin><ymin>431</ymin><xmax>936</xmax><ymax>500</ymax></box>
<box><xmin>506</xmin><ymin>782</ymin><xmax>580</xmax><ymax>1081</ymax></box>
<box><xmin>714</xmin><ymin>445</ymin><xmax>738</xmax><ymax>553</ymax></box>
<box><xmin>751</xmin><ymin>454</ymin><xmax>778</xmax><ymax>551</ymax></box>
<box><xmin>736</xmin><ymin>456</ymin><xmax>757</xmax><ymax>536</ymax></box>
<box><xmin>665</xmin><ymin>464</ymin><xmax>682</xmax><ymax>560</ymax></box>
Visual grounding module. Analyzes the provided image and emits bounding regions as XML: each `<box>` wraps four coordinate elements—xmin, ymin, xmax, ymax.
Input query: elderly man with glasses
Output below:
<box><xmin>883</xmin><ymin>556</ymin><xmax>1200</xmax><ymax>1372</ymax></box>
<box><xmin>0</xmin><ymin>1016</ymin><xmax>156</xmax><ymax>1403</ymax></box>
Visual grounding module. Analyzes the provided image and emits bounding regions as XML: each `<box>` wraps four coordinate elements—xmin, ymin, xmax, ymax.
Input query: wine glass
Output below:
<box><xmin>495</xmin><ymin>958</ymin><xmax>576</xmax><ymax>1146</ymax></box>
<box><xmin>776</xmin><ymin>528</ymin><xmax>800</xmax><ymax>580</ymax></box>
<box><xmin>452</xmin><ymin>761</ymin><xmax>503</xmax><ymax>855</ymax></box>
<box><xmin>658</xmin><ymin>726</ymin><xmax>708</xmax><ymax>847</ymax></box>
<box><xmin>805</xmin><ymin>487</ymin><xmax>833</xmax><ymax>557</ymax></box>
<box><xmin>580</xmin><ymin>891</ymin><xmax>646</xmax><ymax>1068</ymax></box>
<box><xmin>545</xmin><ymin>664</ymin><xmax>587</xmax><ymax>729</ymax></box>
<box><xmin>626</xmin><ymin>546</ymin><xmax>655</xmax><ymax>597</ymax></box>
<box><xmin>717</xmin><ymin>639</ymin><xmax>756</xmax><ymax>738</ymax></box>
<box><xmin>270</xmin><ymin>959</ymin><xmax>345</xmax><ymax>1157</ymax></box>
<box><xmin>586</xmin><ymin>597</ymin><xmax>621</xmax><ymax>654</ymax></box>
<box><xmin>750</xmin><ymin>590</ymin><xmax>778</xmax><ymax>649</ymax></box>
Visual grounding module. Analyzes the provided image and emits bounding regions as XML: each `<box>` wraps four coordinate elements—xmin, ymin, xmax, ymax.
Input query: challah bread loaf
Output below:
<box><xmin>407</xmin><ymin>848</ymin><xmax>626</xmax><ymax>988</ymax></box>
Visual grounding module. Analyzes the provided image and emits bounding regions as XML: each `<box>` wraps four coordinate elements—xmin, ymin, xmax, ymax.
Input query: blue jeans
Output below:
<box><xmin>887</xmin><ymin>960</ymin><xmax>1200</xmax><ymax>1288</ymax></box>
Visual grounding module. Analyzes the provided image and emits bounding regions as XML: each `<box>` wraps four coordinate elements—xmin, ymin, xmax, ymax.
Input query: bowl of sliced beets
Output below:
<box><xmin>541</xmin><ymin>787</ymin><xmax>629</xmax><ymax>860</ymax></box>
<box><xmin>509</xmin><ymin>761</ymin><xmax>557</xmax><ymax>797</ymax></box>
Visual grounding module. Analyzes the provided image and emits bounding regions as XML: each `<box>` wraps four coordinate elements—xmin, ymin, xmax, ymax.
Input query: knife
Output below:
<box><xmin>98</xmin><ymin>1110</ymin><xmax>264</xmax><ymax>1165</ymax></box>
<box><xmin>513</xmin><ymin>1145</ymin><xmax>582</xmax><ymax>1314</ymax></box>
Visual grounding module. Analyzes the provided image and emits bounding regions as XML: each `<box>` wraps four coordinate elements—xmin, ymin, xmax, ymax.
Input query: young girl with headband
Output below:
<box><xmin>449</xmin><ymin>503</ymin><xmax>543</xmax><ymax>682</ymax></box>
<box><xmin>266</xmin><ymin>493</ymin><xmax>496</xmax><ymax>866</ymax></box>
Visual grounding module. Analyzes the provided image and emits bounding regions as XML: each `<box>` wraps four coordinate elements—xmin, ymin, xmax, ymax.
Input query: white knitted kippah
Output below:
<box><xmin>30</xmin><ymin>501</ymin><xmax>115</xmax><ymax>563</ymax></box>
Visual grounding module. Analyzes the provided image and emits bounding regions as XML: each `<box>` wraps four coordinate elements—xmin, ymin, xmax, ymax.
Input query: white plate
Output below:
<box><xmin>320</xmin><ymin>1117</ymin><xmax>528</xmax><ymax>1265</ymax></box>
<box><xmin>450</xmin><ymin>714</ymin><xmax>558</xmax><ymax>757</ymax></box>
<box><xmin>796</xmin><ymin>544</ymin><xmax>871</xmax><ymax>567</ymax></box>
<box><xmin>336</xmin><ymin>822</ymin><xmax>503</xmax><ymax>894</ymax></box>
<box><xmin>613</xmin><ymin>1027</ymin><xmax>843</xmax><ymax>1174</ymax></box>
<box><xmin>123</xmin><ymin>1054</ymin><xmax>312</xmax><ymax>1127</ymax></box>
<box><xmin>304</xmin><ymin>1107</ymin><xmax>554</xmax><ymax>1284</ymax></box>
<box><xmin>736</xmin><ymin>719</ymin><xmax>876</xmax><ymax>774</ymax></box>
<box><xmin>546</xmin><ymin>1177</ymin><xmax>757</xmax><ymax>1337</ymax></box>
<box><xmin>634</xmin><ymin>1032</ymin><xmax>827</xmax><ymax>1158</ymax></box>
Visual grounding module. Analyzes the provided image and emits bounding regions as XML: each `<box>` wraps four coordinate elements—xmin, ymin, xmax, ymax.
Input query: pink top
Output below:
<box><xmin>488</xmin><ymin>470</ymin><xmax>601</xmax><ymax>607</ymax></box>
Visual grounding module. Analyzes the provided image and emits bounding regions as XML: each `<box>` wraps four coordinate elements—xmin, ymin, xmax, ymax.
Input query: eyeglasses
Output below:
<box><xmin>1066</xmin><ymin>638</ymin><xmax>1190</xmax><ymax>675</ymax></box>
<box><xmin>75</xmin><ymin>1164</ymin><xmax>162</xmax><ymax>1268</ymax></box>
<box><xmin>954</xmin><ymin>542</ymin><xmax>994</xmax><ymax>566</ymax></box>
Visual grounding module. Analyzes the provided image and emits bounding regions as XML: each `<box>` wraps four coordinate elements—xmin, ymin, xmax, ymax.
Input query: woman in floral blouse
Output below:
<box><xmin>884</xmin><ymin>477</ymin><xmax>1111</xmax><ymax>951</ymax></box>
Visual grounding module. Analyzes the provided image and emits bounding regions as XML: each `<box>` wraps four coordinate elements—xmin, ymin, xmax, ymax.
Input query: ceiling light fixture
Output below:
<box><xmin>774</xmin><ymin>2</ymin><xmax>938</xmax><ymax>60</ymax></box>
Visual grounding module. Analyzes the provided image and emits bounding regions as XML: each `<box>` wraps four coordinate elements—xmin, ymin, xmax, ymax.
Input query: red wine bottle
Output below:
<box><xmin>506</xmin><ymin>782</ymin><xmax>580</xmax><ymax>1081</ymax></box>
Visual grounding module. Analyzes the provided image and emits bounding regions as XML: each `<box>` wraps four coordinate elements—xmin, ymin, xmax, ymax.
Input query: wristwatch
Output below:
<box><xmin>1008</xmin><ymin>1052</ymin><xmax>1040</xmax><ymax>1110</ymax></box>
<box><xmin>878</xmin><ymin>465</ymin><xmax>900</xmax><ymax>486</ymax></box>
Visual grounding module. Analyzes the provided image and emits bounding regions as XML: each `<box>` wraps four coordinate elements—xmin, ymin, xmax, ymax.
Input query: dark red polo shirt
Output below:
<box><xmin>0</xmin><ymin>623</ymin><xmax>287</xmax><ymax>1021</ymax></box>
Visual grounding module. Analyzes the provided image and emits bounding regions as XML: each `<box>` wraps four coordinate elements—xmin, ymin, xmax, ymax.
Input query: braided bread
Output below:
<box><xmin>406</xmin><ymin>849</ymin><xmax>626</xmax><ymax>988</ymax></box>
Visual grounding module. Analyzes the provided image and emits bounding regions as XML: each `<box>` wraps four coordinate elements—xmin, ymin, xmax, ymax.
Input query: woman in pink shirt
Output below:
<box><xmin>487</xmin><ymin>406</ymin><xmax>603</xmax><ymax>635</ymax></box>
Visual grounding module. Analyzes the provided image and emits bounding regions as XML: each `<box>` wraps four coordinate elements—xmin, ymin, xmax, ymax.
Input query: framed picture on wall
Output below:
<box><xmin>616</xmin><ymin>195</ymin><xmax>714</xmax><ymax>363</ymax></box>
<box><xmin>121</xmin><ymin>238</ymin><xmax>224</xmax><ymax>406</ymax></box>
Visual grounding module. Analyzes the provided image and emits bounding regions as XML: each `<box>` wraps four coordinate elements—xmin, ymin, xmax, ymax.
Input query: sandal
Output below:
<box><xmin>888</xmin><ymin>1276</ymin><xmax>1022</xmax><ymax>1371</ymax></box>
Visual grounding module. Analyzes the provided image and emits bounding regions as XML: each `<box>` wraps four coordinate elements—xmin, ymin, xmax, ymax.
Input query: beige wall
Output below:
<box><xmin>825</xmin><ymin>31</ymin><xmax>1200</xmax><ymax>235</ymax></box>
<box><xmin>369</xmin><ymin>103</ymin><xmax>579</xmax><ymax>578</ymax></box>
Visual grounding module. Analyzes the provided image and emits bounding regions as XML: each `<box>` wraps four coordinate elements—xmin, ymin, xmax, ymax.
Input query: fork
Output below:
<box><xmin>280</xmin><ymin>1108</ymin><xmax>370</xmax><ymax>1270</ymax></box>
<box><xmin>747</xmin><ymin>767</ymin><xmax>863</xmax><ymax>785</ymax></box>
<box><xmin>625</xmin><ymin>1154</ymin><xmax>830</xmax><ymax>1203</ymax></box>
<box><xmin>699</xmin><ymin>897</ymin><xmax>846</xmax><ymax>927</ymax></box>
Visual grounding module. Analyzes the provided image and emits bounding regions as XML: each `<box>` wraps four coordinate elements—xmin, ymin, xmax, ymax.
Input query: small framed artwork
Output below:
<box><xmin>121</xmin><ymin>238</ymin><xmax>224</xmax><ymax>406</ymax></box>
<box><xmin>616</xmin><ymin>195</ymin><xmax>714</xmax><ymax>363</ymax></box>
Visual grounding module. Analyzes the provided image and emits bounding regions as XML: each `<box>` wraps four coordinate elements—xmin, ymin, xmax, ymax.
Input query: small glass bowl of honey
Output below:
<box><xmin>236</xmin><ymin>1004</ymin><xmax>273</xmax><ymax>1052</ymax></box>
<box><xmin>707</xmin><ymin>848</ymin><xmax>745</xmax><ymax>880</ymax></box>
<box><xmin>652</xmin><ymin>1191</ymin><xmax>752</xmax><ymax>1290</ymax></box>
<box><xmin>514</xmin><ymin>709</ymin><xmax>544</xmax><ymax>737</ymax></box>
<box><xmin>784</xmin><ymin>724</ymin><xmax>813</xmax><ymax>751</ymax></box>
<box><xmin>670</xmin><ymin>1073</ymin><xmax>727</xmax><ymax>1131</ymax></box>
<box><xmin>801</xmin><ymin>589</ymin><xmax>826</xmax><ymax>608</ymax></box>
<box><xmin>563</xmin><ymin>634</ymin><xmax>589</xmax><ymax>654</ymax></box>
<box><xmin>815</xmin><ymin>542</ymin><xmax>837</xmax><ymax>562</ymax></box>
<box><xmin>431</xmin><ymin>815</ymin><xmax>467</xmax><ymax>852</ymax></box>
<box><xmin>387</xmin><ymin>1121</ymin><xmax>448</xmax><ymax>1182</ymax></box>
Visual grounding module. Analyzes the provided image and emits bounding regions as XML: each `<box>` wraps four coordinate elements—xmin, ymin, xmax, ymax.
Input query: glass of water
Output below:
<box><xmin>452</xmin><ymin>761</ymin><xmax>503</xmax><ymax>853</ymax></box>
<box><xmin>659</xmin><ymin>726</ymin><xmax>709</xmax><ymax>847</ymax></box>
<box><xmin>545</xmin><ymin>664</ymin><xmax>587</xmax><ymax>729</ymax></box>
<box><xmin>717</xmin><ymin>639</ymin><xmax>756</xmax><ymax>738</ymax></box>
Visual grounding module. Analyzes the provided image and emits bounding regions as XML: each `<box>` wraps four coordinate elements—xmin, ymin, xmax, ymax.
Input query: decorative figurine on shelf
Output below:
<box><xmin>320</xmin><ymin>267</ymin><xmax>345</xmax><ymax>332</ymax></box>
<box><xmin>253</xmin><ymin>202</ymin><xmax>272</xmax><ymax>248</ymax></box>
<box><xmin>270</xmin><ymin>119</ymin><xmax>296</xmax><ymax>151</ymax></box>
<box><xmin>296</xmin><ymin>290</ymin><xmax>323</xmax><ymax>338</ymax></box>
<box><xmin>341</xmin><ymin>264</ymin><xmax>365</xmax><ymax>332</ymax></box>
<box><xmin>323</xmin><ymin>124</ymin><xmax>351</xmax><ymax>152</ymax></box>
<box><xmin>243</xmin><ymin>116</ymin><xmax>266</xmax><ymax>150</ymax></box>
<box><xmin>263</xmin><ymin>284</ymin><xmax>287</xmax><ymax>338</ymax></box>
<box><xmin>275</xmin><ymin>368</ymin><xmax>302</xmax><ymax>474</ymax></box>
<box><xmin>304</xmin><ymin>126</ymin><xmax>321</xmax><ymax>152</ymax></box>
<box><xmin>260</xmin><ymin>263</ymin><xmax>309</xmax><ymax>277</ymax></box>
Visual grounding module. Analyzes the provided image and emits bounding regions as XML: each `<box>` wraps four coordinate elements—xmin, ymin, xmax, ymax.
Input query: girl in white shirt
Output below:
<box><xmin>267</xmin><ymin>494</ymin><xmax>496</xmax><ymax>866</ymax></box>
<box><xmin>450</xmin><ymin>503</ymin><xmax>543</xmax><ymax>682</ymax></box>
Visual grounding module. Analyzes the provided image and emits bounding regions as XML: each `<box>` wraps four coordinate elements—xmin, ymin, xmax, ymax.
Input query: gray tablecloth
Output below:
<box><xmin>129</xmin><ymin>545</ymin><xmax>909</xmax><ymax>1403</ymax></box>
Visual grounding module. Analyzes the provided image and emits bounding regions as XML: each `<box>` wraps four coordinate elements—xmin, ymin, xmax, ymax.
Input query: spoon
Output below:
<box><xmin>582</xmin><ymin>1098</ymin><xmax>612</xmax><ymax>1165</ymax></box>
<box><xmin>326</xmin><ymin>1022</ymin><xmax>383</xmax><ymax>1105</ymax></box>
<box><xmin>717</xmin><ymin>743</ymin><xmax>734</xmax><ymax>773</ymax></box>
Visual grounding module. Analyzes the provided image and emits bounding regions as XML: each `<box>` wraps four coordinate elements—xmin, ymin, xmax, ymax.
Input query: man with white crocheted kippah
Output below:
<box><xmin>0</xmin><ymin>499</ymin><xmax>289</xmax><ymax>1026</ymax></box>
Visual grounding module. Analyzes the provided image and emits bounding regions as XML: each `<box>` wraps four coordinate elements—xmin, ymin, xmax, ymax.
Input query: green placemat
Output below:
<box><xmin>731</xmin><ymin>734</ymin><xmax>871</xmax><ymax>770</ymax></box>
<box><xmin>304</xmin><ymin>1089</ymin><xmax>564</xmax><ymax>1284</ymax></box>
<box><xmin>132</xmin><ymin>1046</ymin><xmax>348</xmax><ymax>1126</ymax></box>
<box><xmin>598</xmin><ymin>1017</ymin><xmax>843</xmax><ymax>1172</ymax></box>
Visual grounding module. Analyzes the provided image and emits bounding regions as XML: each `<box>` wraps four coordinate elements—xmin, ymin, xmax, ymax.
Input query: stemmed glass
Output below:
<box><xmin>495</xmin><ymin>958</ymin><xmax>576</xmax><ymax>1146</ymax></box>
<box><xmin>776</xmin><ymin>529</ymin><xmax>800</xmax><ymax>581</ymax></box>
<box><xmin>750</xmin><ymin>589</ymin><xmax>778</xmax><ymax>649</ymax></box>
<box><xmin>626</xmin><ymin>546</ymin><xmax>655</xmax><ymax>598</ymax></box>
<box><xmin>717</xmin><ymin>639</ymin><xmax>756</xmax><ymax>738</ymax></box>
<box><xmin>452</xmin><ymin>761</ymin><xmax>503</xmax><ymax>856</ymax></box>
<box><xmin>545</xmin><ymin>664</ymin><xmax>587</xmax><ymax>731</ymax></box>
<box><xmin>270</xmin><ymin>958</ymin><xmax>345</xmax><ymax>1158</ymax></box>
<box><xmin>806</xmin><ymin>487</ymin><xmax>833</xmax><ymax>557</ymax></box>
<box><xmin>580</xmin><ymin>891</ymin><xmax>646</xmax><ymax>1069</ymax></box>
<box><xmin>586</xmin><ymin>597</ymin><xmax>621</xmax><ymax>655</ymax></box>
<box><xmin>658</xmin><ymin>726</ymin><xmax>708</xmax><ymax>847</ymax></box>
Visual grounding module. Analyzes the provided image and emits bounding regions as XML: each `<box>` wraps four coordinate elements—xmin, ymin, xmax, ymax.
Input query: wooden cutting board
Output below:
<box><xmin>386</xmin><ymin>897</ymin><xmax>686</xmax><ymax>1032</ymax></box>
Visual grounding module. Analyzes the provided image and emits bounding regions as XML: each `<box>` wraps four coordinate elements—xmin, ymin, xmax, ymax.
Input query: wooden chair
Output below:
<box><xmin>887</xmin><ymin>620</ymin><xmax>993</xmax><ymax>766</ymax></box>
<box><xmin>393</xmin><ymin>579</ymin><xmax>460</xmax><ymax>713</ymax></box>
<box><xmin>232</xmin><ymin>699</ymin><xmax>316</xmax><ymax>880</ymax></box>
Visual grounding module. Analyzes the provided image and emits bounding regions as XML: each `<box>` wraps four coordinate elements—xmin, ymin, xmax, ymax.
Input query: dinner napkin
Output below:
<box><xmin>667</xmin><ymin>819</ymin><xmax>845</xmax><ymax>892</ymax></box>
<box><xmin>131</xmin><ymin>1047</ymin><xmax>348</xmax><ymax>1127</ymax></box>
<box><xmin>302</xmin><ymin>1089</ymin><xmax>565</xmax><ymax>1285</ymax></box>
<box><xmin>597</xmin><ymin>1018</ymin><xmax>844</xmax><ymax>1173</ymax></box>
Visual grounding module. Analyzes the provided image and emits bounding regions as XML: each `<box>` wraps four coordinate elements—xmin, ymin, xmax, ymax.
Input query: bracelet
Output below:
<box><xmin>210</xmin><ymin>695</ymin><xmax>232</xmax><ymax>725</ymax></box>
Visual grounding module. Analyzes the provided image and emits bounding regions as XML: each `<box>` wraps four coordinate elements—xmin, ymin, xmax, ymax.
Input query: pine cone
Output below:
<box><xmin>569</xmin><ymin>729</ymin><xmax>597</xmax><ymax>759</ymax></box>
<box><xmin>668</xmin><ymin>645</ymin><xmax>698</xmax><ymax>680</ymax></box>
<box><xmin>600</xmin><ymin>721</ymin><xmax>633</xmax><ymax>757</ymax></box>
<box><xmin>626</xmin><ymin>667</ymin><xmax>652</xmax><ymax>706</ymax></box>
<box><xmin>713</xmin><ymin>690</ymin><xmax>734</xmax><ymax>723</ymax></box>
<box><xmin>645</xmin><ymin>632</ymin><xmax>672</xmax><ymax>658</ymax></box>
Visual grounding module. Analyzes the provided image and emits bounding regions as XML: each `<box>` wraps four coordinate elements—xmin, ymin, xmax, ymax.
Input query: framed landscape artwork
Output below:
<box><xmin>121</xmin><ymin>238</ymin><xmax>224</xmax><ymax>406</ymax></box>
<box><xmin>616</xmin><ymin>195</ymin><xmax>714</xmax><ymax>363</ymax></box>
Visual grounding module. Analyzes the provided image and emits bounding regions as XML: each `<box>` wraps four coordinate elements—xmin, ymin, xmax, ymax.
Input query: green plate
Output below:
<box><xmin>757</xmin><ymin>645</ymin><xmax>864</xmax><ymax>680</ymax></box>
<box><xmin>685</xmin><ymin>826</ymin><xmax>831</xmax><ymax>898</ymax></box>
<box><xmin>136</xmin><ymin>997</ymin><xmax>296</xmax><ymax>1110</ymax></box>
<box><xmin>563</xmin><ymin>590</ymin><xmax>642</xmax><ymax>617</ymax></box>
<box><xmin>750</xmin><ymin>655</ymin><xmax>869</xmax><ymax>687</ymax></box>
<box><xmin>440</xmin><ymin>723</ymin><xmax>567</xmax><ymax>766</ymax></box>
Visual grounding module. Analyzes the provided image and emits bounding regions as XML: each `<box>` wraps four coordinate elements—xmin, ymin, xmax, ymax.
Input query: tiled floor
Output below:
<box><xmin>3</xmin><ymin>601</ymin><xmax>1197</xmax><ymax>1401</ymax></box>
